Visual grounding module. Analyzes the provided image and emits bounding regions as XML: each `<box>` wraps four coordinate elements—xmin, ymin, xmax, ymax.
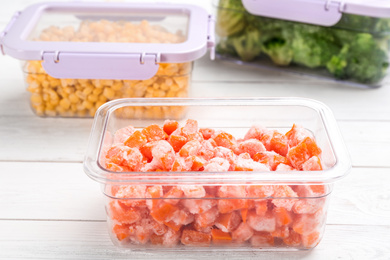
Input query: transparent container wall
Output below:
<box><xmin>27</xmin><ymin>9</ymin><xmax>188</xmax><ymax>44</ymax></box>
<box><xmin>104</xmin><ymin>187</ymin><xmax>331</xmax><ymax>250</ymax></box>
<box><xmin>214</xmin><ymin>0</ymin><xmax>390</xmax><ymax>88</ymax></box>
<box><xmin>82</xmin><ymin>98</ymin><xmax>350</xmax><ymax>250</ymax></box>
<box><xmin>23</xmin><ymin>62</ymin><xmax>191</xmax><ymax>117</ymax></box>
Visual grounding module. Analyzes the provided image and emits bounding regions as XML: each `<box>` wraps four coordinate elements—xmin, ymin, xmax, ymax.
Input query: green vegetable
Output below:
<box><xmin>215</xmin><ymin>0</ymin><xmax>390</xmax><ymax>85</ymax></box>
<box><xmin>216</xmin><ymin>0</ymin><xmax>246</xmax><ymax>37</ymax></box>
<box><xmin>291</xmin><ymin>25</ymin><xmax>339</xmax><ymax>68</ymax></box>
<box><xmin>327</xmin><ymin>32</ymin><xmax>389</xmax><ymax>83</ymax></box>
<box><xmin>230</xmin><ymin>26</ymin><xmax>263</xmax><ymax>61</ymax></box>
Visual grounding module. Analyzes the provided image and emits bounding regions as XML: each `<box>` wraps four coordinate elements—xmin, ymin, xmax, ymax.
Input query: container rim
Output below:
<box><xmin>83</xmin><ymin>97</ymin><xmax>351</xmax><ymax>185</ymax></box>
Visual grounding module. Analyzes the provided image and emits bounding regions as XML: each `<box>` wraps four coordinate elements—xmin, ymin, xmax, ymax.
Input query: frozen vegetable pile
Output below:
<box><xmin>27</xmin><ymin>20</ymin><xmax>189</xmax><ymax>117</ymax></box>
<box><xmin>102</xmin><ymin>119</ymin><xmax>327</xmax><ymax>248</ymax></box>
<box><xmin>216</xmin><ymin>0</ymin><xmax>390</xmax><ymax>85</ymax></box>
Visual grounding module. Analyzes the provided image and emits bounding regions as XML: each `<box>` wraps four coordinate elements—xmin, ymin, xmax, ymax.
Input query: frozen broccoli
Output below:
<box><xmin>216</xmin><ymin>0</ymin><xmax>247</xmax><ymax>37</ymax></box>
<box><xmin>336</xmin><ymin>14</ymin><xmax>390</xmax><ymax>35</ymax></box>
<box><xmin>230</xmin><ymin>26</ymin><xmax>262</xmax><ymax>61</ymax></box>
<box><xmin>261</xmin><ymin>37</ymin><xmax>293</xmax><ymax>66</ymax></box>
<box><xmin>327</xmin><ymin>32</ymin><xmax>389</xmax><ymax>84</ymax></box>
<box><xmin>291</xmin><ymin>25</ymin><xmax>340</xmax><ymax>68</ymax></box>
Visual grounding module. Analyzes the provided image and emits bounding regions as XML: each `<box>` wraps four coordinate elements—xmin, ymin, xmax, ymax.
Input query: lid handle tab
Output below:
<box><xmin>241</xmin><ymin>0</ymin><xmax>343</xmax><ymax>26</ymax></box>
<box><xmin>207</xmin><ymin>15</ymin><xmax>216</xmax><ymax>60</ymax></box>
<box><xmin>42</xmin><ymin>52</ymin><xmax>160</xmax><ymax>80</ymax></box>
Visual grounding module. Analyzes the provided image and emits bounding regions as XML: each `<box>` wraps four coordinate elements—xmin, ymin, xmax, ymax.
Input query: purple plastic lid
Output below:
<box><xmin>241</xmin><ymin>0</ymin><xmax>390</xmax><ymax>26</ymax></box>
<box><xmin>0</xmin><ymin>2</ymin><xmax>215</xmax><ymax>80</ymax></box>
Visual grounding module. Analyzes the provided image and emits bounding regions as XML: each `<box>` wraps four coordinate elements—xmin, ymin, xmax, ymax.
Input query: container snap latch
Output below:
<box><xmin>207</xmin><ymin>15</ymin><xmax>216</xmax><ymax>60</ymax></box>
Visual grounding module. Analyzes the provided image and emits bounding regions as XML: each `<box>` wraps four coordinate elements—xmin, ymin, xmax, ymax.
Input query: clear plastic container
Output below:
<box><xmin>83</xmin><ymin>98</ymin><xmax>351</xmax><ymax>251</ymax></box>
<box><xmin>0</xmin><ymin>2</ymin><xmax>214</xmax><ymax>117</ymax></box>
<box><xmin>214</xmin><ymin>0</ymin><xmax>390</xmax><ymax>88</ymax></box>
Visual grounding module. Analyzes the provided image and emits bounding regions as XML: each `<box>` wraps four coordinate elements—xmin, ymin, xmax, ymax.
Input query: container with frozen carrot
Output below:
<box><xmin>0</xmin><ymin>2</ymin><xmax>214</xmax><ymax>117</ymax></box>
<box><xmin>84</xmin><ymin>98</ymin><xmax>351</xmax><ymax>250</ymax></box>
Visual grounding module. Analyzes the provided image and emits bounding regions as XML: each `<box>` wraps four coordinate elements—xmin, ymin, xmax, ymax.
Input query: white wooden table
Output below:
<box><xmin>1</xmin><ymin>1</ymin><xmax>390</xmax><ymax>259</ymax></box>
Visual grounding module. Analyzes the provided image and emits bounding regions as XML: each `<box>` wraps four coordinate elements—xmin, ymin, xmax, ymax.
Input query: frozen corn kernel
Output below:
<box><xmin>104</xmin><ymin>121</ymin><xmax>327</xmax><ymax>249</ymax></box>
<box><xmin>26</xmin><ymin>19</ymin><xmax>191</xmax><ymax>117</ymax></box>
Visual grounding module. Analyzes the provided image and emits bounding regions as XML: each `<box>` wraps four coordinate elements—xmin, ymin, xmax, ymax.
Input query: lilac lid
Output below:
<box><xmin>241</xmin><ymin>0</ymin><xmax>390</xmax><ymax>26</ymax></box>
<box><xmin>0</xmin><ymin>2</ymin><xmax>215</xmax><ymax>80</ymax></box>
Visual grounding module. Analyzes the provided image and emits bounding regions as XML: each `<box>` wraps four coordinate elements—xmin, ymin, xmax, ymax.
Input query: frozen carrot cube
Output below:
<box><xmin>250</xmin><ymin>232</ymin><xmax>275</xmax><ymax>247</ymax></box>
<box><xmin>198</xmin><ymin>139</ymin><xmax>217</xmax><ymax>161</ymax></box>
<box><xmin>115</xmin><ymin>185</ymin><xmax>147</xmax><ymax>208</ymax></box>
<box><xmin>255</xmin><ymin>200</ymin><xmax>268</xmax><ymax>216</ymax></box>
<box><xmin>287</xmin><ymin>137</ymin><xmax>321</xmax><ymax>169</ymax></box>
<box><xmin>247</xmin><ymin>185</ymin><xmax>274</xmax><ymax>198</ymax></box>
<box><xmin>283</xmin><ymin>230</ymin><xmax>301</xmax><ymax>246</ymax></box>
<box><xmin>218</xmin><ymin>185</ymin><xmax>248</xmax><ymax>213</ymax></box>
<box><xmin>213</xmin><ymin>146</ymin><xmax>236</xmax><ymax>168</ymax></box>
<box><xmin>203</xmin><ymin>157</ymin><xmax>230</xmax><ymax>172</ymax></box>
<box><xmin>237</xmin><ymin>139</ymin><xmax>266</xmax><ymax>157</ymax></box>
<box><xmin>179</xmin><ymin>139</ymin><xmax>202</xmax><ymax>157</ymax></box>
<box><xmin>182</xmin><ymin>197</ymin><xmax>217</xmax><ymax>214</ymax></box>
<box><xmin>144</xmin><ymin>140</ymin><xmax>175</xmax><ymax>171</ymax></box>
<box><xmin>163</xmin><ymin>120</ymin><xmax>179</xmax><ymax>135</ymax></box>
<box><xmin>179</xmin><ymin>185</ymin><xmax>206</xmax><ymax>198</ymax></box>
<box><xmin>124</xmin><ymin>130</ymin><xmax>148</xmax><ymax>149</ymax></box>
<box><xmin>213</xmin><ymin>131</ymin><xmax>236</xmax><ymax>150</ymax></box>
<box><xmin>274</xmin><ymin>207</ymin><xmax>293</xmax><ymax>226</ymax></box>
<box><xmin>181</xmin><ymin>119</ymin><xmax>198</xmax><ymax>138</ymax></box>
<box><xmin>275</xmin><ymin>163</ymin><xmax>295</xmax><ymax>171</ymax></box>
<box><xmin>272</xmin><ymin>185</ymin><xmax>298</xmax><ymax>211</ymax></box>
<box><xmin>171</xmin><ymin>156</ymin><xmax>191</xmax><ymax>172</ymax></box>
<box><xmin>253</xmin><ymin>151</ymin><xmax>289</xmax><ymax>171</ymax></box>
<box><xmin>113</xmin><ymin>224</ymin><xmax>131</xmax><ymax>241</ymax></box>
<box><xmin>168</xmin><ymin>134</ymin><xmax>187</xmax><ymax>153</ymax></box>
<box><xmin>261</xmin><ymin>130</ymin><xmax>289</xmax><ymax>156</ymax></box>
<box><xmin>194</xmin><ymin>207</ymin><xmax>219</xmax><ymax>230</ymax></box>
<box><xmin>271</xmin><ymin>225</ymin><xmax>290</xmax><ymax>239</ymax></box>
<box><xmin>292</xmin><ymin>210</ymin><xmax>323</xmax><ymax>235</ymax></box>
<box><xmin>285</xmin><ymin>124</ymin><xmax>313</xmax><ymax>147</ymax></box>
<box><xmin>121</xmin><ymin>148</ymin><xmax>144</xmax><ymax>171</ymax></box>
<box><xmin>181</xmin><ymin>229</ymin><xmax>212</xmax><ymax>246</ymax></box>
<box><xmin>164</xmin><ymin>186</ymin><xmax>184</xmax><ymax>205</ymax></box>
<box><xmin>150</xmin><ymin>202</ymin><xmax>179</xmax><ymax>223</ymax></box>
<box><xmin>142</xmin><ymin>124</ymin><xmax>168</xmax><ymax>142</ymax></box>
<box><xmin>232</xmin><ymin>222</ymin><xmax>254</xmax><ymax>243</ymax></box>
<box><xmin>146</xmin><ymin>185</ymin><xmax>163</xmax><ymax>210</ymax></box>
<box><xmin>109</xmin><ymin>200</ymin><xmax>141</xmax><ymax>224</ymax></box>
<box><xmin>105</xmin><ymin>145</ymin><xmax>130</xmax><ymax>166</ymax></box>
<box><xmin>165</xmin><ymin>208</ymin><xmax>194</xmax><ymax>232</ymax></box>
<box><xmin>301</xmin><ymin>231</ymin><xmax>321</xmax><ymax>248</ymax></box>
<box><xmin>150</xmin><ymin>228</ymin><xmax>181</xmax><ymax>247</ymax></box>
<box><xmin>186</xmin><ymin>155</ymin><xmax>207</xmax><ymax>171</ymax></box>
<box><xmin>293</xmin><ymin>198</ymin><xmax>325</xmax><ymax>215</ymax></box>
<box><xmin>113</xmin><ymin>126</ymin><xmax>135</xmax><ymax>144</ymax></box>
<box><xmin>105</xmin><ymin>162</ymin><xmax>130</xmax><ymax>172</ymax></box>
<box><xmin>234</xmin><ymin>157</ymin><xmax>270</xmax><ymax>171</ymax></box>
<box><xmin>199</xmin><ymin>128</ymin><xmax>215</xmax><ymax>140</ymax></box>
<box><xmin>247</xmin><ymin>211</ymin><xmax>276</xmax><ymax>232</ymax></box>
<box><xmin>302</xmin><ymin>156</ymin><xmax>323</xmax><ymax>171</ymax></box>
<box><xmin>211</xmin><ymin>228</ymin><xmax>232</xmax><ymax>244</ymax></box>
<box><xmin>244</xmin><ymin>125</ymin><xmax>267</xmax><ymax>141</ymax></box>
<box><xmin>215</xmin><ymin>211</ymin><xmax>241</xmax><ymax>233</ymax></box>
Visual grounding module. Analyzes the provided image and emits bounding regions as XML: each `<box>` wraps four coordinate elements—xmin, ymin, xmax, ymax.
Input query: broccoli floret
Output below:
<box><xmin>262</xmin><ymin>37</ymin><xmax>293</xmax><ymax>66</ymax></box>
<box><xmin>291</xmin><ymin>24</ymin><xmax>340</xmax><ymax>68</ymax></box>
<box><xmin>336</xmin><ymin>14</ymin><xmax>390</xmax><ymax>35</ymax></box>
<box><xmin>230</xmin><ymin>26</ymin><xmax>262</xmax><ymax>61</ymax></box>
<box><xmin>216</xmin><ymin>0</ymin><xmax>246</xmax><ymax>37</ymax></box>
<box><xmin>327</xmin><ymin>32</ymin><xmax>389</xmax><ymax>84</ymax></box>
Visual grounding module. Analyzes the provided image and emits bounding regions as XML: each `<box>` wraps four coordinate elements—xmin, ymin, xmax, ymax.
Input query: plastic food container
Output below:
<box><xmin>0</xmin><ymin>2</ymin><xmax>214</xmax><ymax>117</ymax></box>
<box><xmin>83</xmin><ymin>97</ymin><xmax>351</xmax><ymax>250</ymax></box>
<box><xmin>214</xmin><ymin>0</ymin><xmax>390</xmax><ymax>88</ymax></box>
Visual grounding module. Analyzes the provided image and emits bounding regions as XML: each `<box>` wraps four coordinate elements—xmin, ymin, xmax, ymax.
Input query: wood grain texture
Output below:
<box><xmin>0</xmin><ymin>220</ymin><xmax>389</xmax><ymax>260</ymax></box>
